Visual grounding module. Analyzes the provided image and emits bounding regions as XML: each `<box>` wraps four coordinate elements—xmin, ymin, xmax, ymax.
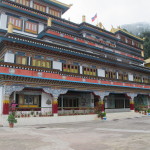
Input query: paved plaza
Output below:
<box><xmin>0</xmin><ymin>116</ymin><xmax>150</xmax><ymax>150</ymax></box>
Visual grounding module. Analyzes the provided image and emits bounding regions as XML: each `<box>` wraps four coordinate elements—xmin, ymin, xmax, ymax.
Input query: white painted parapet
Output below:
<box><xmin>4</xmin><ymin>52</ymin><xmax>15</xmax><ymax>63</ymax></box>
<box><xmin>98</xmin><ymin>69</ymin><xmax>105</xmax><ymax>77</ymax></box>
<box><xmin>53</xmin><ymin>61</ymin><xmax>62</xmax><ymax>71</ymax></box>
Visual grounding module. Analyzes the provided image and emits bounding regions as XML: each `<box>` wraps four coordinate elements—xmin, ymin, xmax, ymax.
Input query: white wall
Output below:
<box><xmin>4</xmin><ymin>52</ymin><xmax>15</xmax><ymax>63</ymax></box>
<box><xmin>41</xmin><ymin>92</ymin><xmax>52</xmax><ymax>113</ymax></box>
<box><xmin>80</xmin><ymin>66</ymin><xmax>83</xmax><ymax>74</ymax></box>
<box><xmin>39</xmin><ymin>23</ymin><xmax>44</xmax><ymax>33</ymax></box>
<box><xmin>53</xmin><ymin>61</ymin><xmax>62</xmax><ymax>71</ymax></box>
<box><xmin>98</xmin><ymin>69</ymin><xmax>105</xmax><ymax>77</ymax></box>
<box><xmin>0</xmin><ymin>13</ymin><xmax>7</xmax><ymax>30</ymax></box>
<box><xmin>129</xmin><ymin>73</ymin><xmax>133</xmax><ymax>81</ymax></box>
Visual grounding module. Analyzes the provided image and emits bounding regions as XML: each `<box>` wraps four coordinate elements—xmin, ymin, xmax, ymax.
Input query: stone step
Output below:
<box><xmin>106</xmin><ymin>112</ymin><xmax>145</xmax><ymax>120</ymax></box>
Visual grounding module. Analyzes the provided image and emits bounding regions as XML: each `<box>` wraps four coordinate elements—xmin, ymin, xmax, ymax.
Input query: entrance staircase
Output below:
<box><xmin>106</xmin><ymin>112</ymin><xmax>145</xmax><ymax>120</ymax></box>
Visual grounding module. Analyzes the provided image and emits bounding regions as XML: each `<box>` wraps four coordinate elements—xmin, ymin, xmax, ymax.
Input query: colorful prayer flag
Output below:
<box><xmin>91</xmin><ymin>13</ymin><xmax>97</xmax><ymax>22</ymax></box>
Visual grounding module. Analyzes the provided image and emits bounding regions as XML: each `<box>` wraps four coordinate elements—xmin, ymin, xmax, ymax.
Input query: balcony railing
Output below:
<box><xmin>1</xmin><ymin>62</ymin><xmax>150</xmax><ymax>86</ymax></box>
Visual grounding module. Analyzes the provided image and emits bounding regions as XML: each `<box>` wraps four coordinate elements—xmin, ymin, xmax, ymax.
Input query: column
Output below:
<box><xmin>2</xmin><ymin>95</ymin><xmax>9</xmax><ymax>115</ymax></box>
<box><xmin>43</xmin><ymin>88</ymin><xmax>68</xmax><ymax>116</ymax></box>
<box><xmin>127</xmin><ymin>93</ymin><xmax>137</xmax><ymax>112</ymax></box>
<box><xmin>52</xmin><ymin>96</ymin><xmax>59</xmax><ymax>116</ymax></box>
<box><xmin>94</xmin><ymin>91</ymin><xmax>109</xmax><ymax>112</ymax></box>
<box><xmin>2</xmin><ymin>85</ymin><xmax>24</xmax><ymax>115</ymax></box>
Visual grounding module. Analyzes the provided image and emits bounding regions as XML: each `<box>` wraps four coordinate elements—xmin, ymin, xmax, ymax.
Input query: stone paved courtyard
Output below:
<box><xmin>0</xmin><ymin>116</ymin><xmax>150</xmax><ymax>150</ymax></box>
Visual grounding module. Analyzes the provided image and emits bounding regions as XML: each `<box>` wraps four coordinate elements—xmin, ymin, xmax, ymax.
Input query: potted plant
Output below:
<box><xmin>7</xmin><ymin>113</ymin><xmax>17</xmax><ymax>128</ymax></box>
<box><xmin>101</xmin><ymin>112</ymin><xmax>107</xmax><ymax>120</ymax></box>
<box><xmin>147</xmin><ymin>109</ymin><xmax>150</xmax><ymax>116</ymax></box>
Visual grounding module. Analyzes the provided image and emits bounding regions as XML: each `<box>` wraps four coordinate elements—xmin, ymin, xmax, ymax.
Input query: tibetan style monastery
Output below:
<box><xmin>0</xmin><ymin>0</ymin><xmax>150</xmax><ymax>125</ymax></box>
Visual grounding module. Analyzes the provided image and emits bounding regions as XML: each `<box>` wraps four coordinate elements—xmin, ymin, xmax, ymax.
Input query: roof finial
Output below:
<box><xmin>82</xmin><ymin>15</ymin><xmax>86</xmax><ymax>23</ymax></box>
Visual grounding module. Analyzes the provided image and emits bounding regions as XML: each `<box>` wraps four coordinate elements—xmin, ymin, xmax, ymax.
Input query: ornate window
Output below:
<box><xmin>25</xmin><ymin>21</ymin><xmax>38</xmax><ymax>34</ymax></box>
<box><xmin>133</xmin><ymin>75</ymin><xmax>142</xmax><ymax>82</ymax></box>
<box><xmin>33</xmin><ymin>2</ymin><xmax>46</xmax><ymax>12</ymax></box>
<box><xmin>8</xmin><ymin>16</ymin><xmax>22</xmax><ymax>30</ymax></box>
<box><xmin>143</xmin><ymin>77</ymin><xmax>149</xmax><ymax>84</ymax></box>
<box><xmin>118</xmin><ymin>73</ymin><xmax>128</xmax><ymax>81</ymax></box>
<box><xmin>63</xmin><ymin>64</ymin><xmax>79</xmax><ymax>73</ymax></box>
<box><xmin>16</xmin><ymin>0</ymin><xmax>30</xmax><ymax>6</ymax></box>
<box><xmin>49</xmin><ymin>8</ymin><xmax>61</xmax><ymax>17</ymax></box>
<box><xmin>17</xmin><ymin>94</ymin><xmax>40</xmax><ymax>107</ymax></box>
<box><xmin>32</xmin><ymin>56</ymin><xmax>51</xmax><ymax>68</ymax></box>
<box><xmin>105</xmin><ymin>71</ymin><xmax>116</xmax><ymax>79</ymax></box>
<box><xmin>83</xmin><ymin>67</ymin><xmax>97</xmax><ymax>76</ymax></box>
<box><xmin>15</xmin><ymin>52</ymin><xmax>27</xmax><ymax>65</ymax></box>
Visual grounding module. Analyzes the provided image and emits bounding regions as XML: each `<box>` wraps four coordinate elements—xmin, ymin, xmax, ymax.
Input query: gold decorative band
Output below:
<box><xmin>3</xmin><ymin>100</ymin><xmax>9</xmax><ymax>104</ymax></box>
<box><xmin>52</xmin><ymin>100</ymin><xmax>58</xmax><ymax>105</ymax></box>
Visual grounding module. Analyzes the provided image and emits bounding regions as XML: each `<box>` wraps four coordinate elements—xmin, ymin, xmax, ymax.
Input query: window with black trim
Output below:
<box><xmin>105</xmin><ymin>71</ymin><xmax>116</xmax><ymax>79</ymax></box>
<box><xmin>15</xmin><ymin>52</ymin><xmax>28</xmax><ymax>65</ymax></box>
<box><xmin>133</xmin><ymin>75</ymin><xmax>142</xmax><ymax>82</ymax></box>
<box><xmin>118</xmin><ymin>73</ymin><xmax>128</xmax><ymax>81</ymax></box>
<box><xmin>63</xmin><ymin>64</ymin><xmax>79</xmax><ymax>73</ymax></box>
<box><xmin>83</xmin><ymin>67</ymin><xmax>97</xmax><ymax>76</ymax></box>
<box><xmin>49</xmin><ymin>8</ymin><xmax>61</xmax><ymax>17</ymax></box>
<box><xmin>32</xmin><ymin>56</ymin><xmax>51</xmax><ymax>68</ymax></box>
<box><xmin>33</xmin><ymin>2</ymin><xmax>46</xmax><ymax>12</ymax></box>
<box><xmin>8</xmin><ymin>16</ymin><xmax>22</xmax><ymax>30</ymax></box>
<box><xmin>25</xmin><ymin>21</ymin><xmax>38</xmax><ymax>34</ymax></box>
<box><xmin>16</xmin><ymin>0</ymin><xmax>30</xmax><ymax>6</ymax></box>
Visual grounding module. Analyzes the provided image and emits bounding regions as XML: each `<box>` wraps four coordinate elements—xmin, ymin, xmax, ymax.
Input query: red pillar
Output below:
<box><xmin>100</xmin><ymin>100</ymin><xmax>105</xmax><ymax>112</ymax></box>
<box><xmin>3</xmin><ymin>100</ymin><xmax>9</xmax><ymax>115</ymax></box>
<box><xmin>130</xmin><ymin>99</ymin><xmax>134</xmax><ymax>110</ymax></box>
<box><xmin>52</xmin><ymin>97</ymin><xmax>58</xmax><ymax>115</ymax></box>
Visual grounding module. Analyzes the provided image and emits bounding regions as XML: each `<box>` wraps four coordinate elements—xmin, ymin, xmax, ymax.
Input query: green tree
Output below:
<box><xmin>141</xmin><ymin>32</ymin><xmax>150</xmax><ymax>59</ymax></box>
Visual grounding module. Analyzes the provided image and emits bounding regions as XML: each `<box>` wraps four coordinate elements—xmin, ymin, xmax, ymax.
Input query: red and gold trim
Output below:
<box><xmin>130</xmin><ymin>100</ymin><xmax>134</xmax><ymax>110</ymax></box>
<box><xmin>3</xmin><ymin>100</ymin><xmax>9</xmax><ymax>115</ymax></box>
<box><xmin>52</xmin><ymin>99</ymin><xmax>58</xmax><ymax>114</ymax></box>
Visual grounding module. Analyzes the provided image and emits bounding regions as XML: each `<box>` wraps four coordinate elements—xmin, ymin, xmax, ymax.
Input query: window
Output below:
<box><xmin>63</xmin><ymin>64</ymin><xmax>79</xmax><ymax>74</ymax></box>
<box><xmin>133</xmin><ymin>75</ymin><xmax>142</xmax><ymax>82</ymax></box>
<box><xmin>83</xmin><ymin>67</ymin><xmax>97</xmax><ymax>76</ymax></box>
<box><xmin>120</xmin><ymin>36</ymin><xmax>126</xmax><ymax>42</ymax></box>
<box><xmin>33</xmin><ymin>2</ymin><xmax>46</xmax><ymax>12</ymax></box>
<box><xmin>25</xmin><ymin>21</ymin><xmax>38</xmax><ymax>34</ymax></box>
<box><xmin>118</xmin><ymin>73</ymin><xmax>128</xmax><ymax>80</ymax></box>
<box><xmin>16</xmin><ymin>0</ymin><xmax>30</xmax><ymax>6</ymax></box>
<box><xmin>15</xmin><ymin>52</ymin><xmax>27</xmax><ymax>65</ymax></box>
<box><xmin>32</xmin><ymin>58</ymin><xmax>51</xmax><ymax>68</ymax></box>
<box><xmin>8</xmin><ymin>16</ymin><xmax>22</xmax><ymax>30</ymax></box>
<box><xmin>143</xmin><ymin>77</ymin><xmax>149</xmax><ymax>84</ymax></box>
<box><xmin>127</xmin><ymin>38</ymin><xmax>132</xmax><ymax>45</ymax></box>
<box><xmin>18</xmin><ymin>94</ymin><xmax>40</xmax><ymax>107</ymax></box>
<box><xmin>49</xmin><ymin>8</ymin><xmax>61</xmax><ymax>17</ymax></box>
<box><xmin>105</xmin><ymin>71</ymin><xmax>116</xmax><ymax>79</ymax></box>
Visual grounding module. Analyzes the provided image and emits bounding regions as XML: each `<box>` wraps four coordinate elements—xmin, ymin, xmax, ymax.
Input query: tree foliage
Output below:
<box><xmin>141</xmin><ymin>32</ymin><xmax>150</xmax><ymax>59</ymax></box>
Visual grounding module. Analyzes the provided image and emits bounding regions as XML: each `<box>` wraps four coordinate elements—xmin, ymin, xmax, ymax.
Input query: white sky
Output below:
<box><xmin>59</xmin><ymin>0</ymin><xmax>150</xmax><ymax>30</ymax></box>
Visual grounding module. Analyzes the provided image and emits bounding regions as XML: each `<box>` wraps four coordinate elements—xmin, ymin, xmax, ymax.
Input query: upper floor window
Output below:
<box><xmin>8</xmin><ymin>16</ymin><xmax>22</xmax><ymax>30</ymax></box>
<box><xmin>33</xmin><ymin>2</ymin><xmax>46</xmax><ymax>12</ymax></box>
<box><xmin>16</xmin><ymin>0</ymin><xmax>30</xmax><ymax>6</ymax></box>
<box><xmin>127</xmin><ymin>38</ymin><xmax>132</xmax><ymax>45</ymax></box>
<box><xmin>133</xmin><ymin>75</ymin><xmax>142</xmax><ymax>82</ymax></box>
<box><xmin>120</xmin><ymin>36</ymin><xmax>126</xmax><ymax>42</ymax></box>
<box><xmin>118</xmin><ymin>73</ymin><xmax>128</xmax><ymax>81</ymax></box>
<box><xmin>143</xmin><ymin>77</ymin><xmax>149</xmax><ymax>84</ymax></box>
<box><xmin>83</xmin><ymin>67</ymin><xmax>97</xmax><ymax>76</ymax></box>
<box><xmin>105</xmin><ymin>71</ymin><xmax>116</xmax><ymax>79</ymax></box>
<box><xmin>32</xmin><ymin>56</ymin><xmax>51</xmax><ymax>68</ymax></box>
<box><xmin>15</xmin><ymin>52</ymin><xmax>27</xmax><ymax>65</ymax></box>
<box><xmin>49</xmin><ymin>8</ymin><xmax>61</xmax><ymax>17</ymax></box>
<box><xmin>63</xmin><ymin>64</ymin><xmax>79</xmax><ymax>74</ymax></box>
<box><xmin>25</xmin><ymin>21</ymin><xmax>38</xmax><ymax>34</ymax></box>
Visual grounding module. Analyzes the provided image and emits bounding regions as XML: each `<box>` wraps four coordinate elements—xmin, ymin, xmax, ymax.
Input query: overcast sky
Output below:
<box><xmin>58</xmin><ymin>0</ymin><xmax>150</xmax><ymax>30</ymax></box>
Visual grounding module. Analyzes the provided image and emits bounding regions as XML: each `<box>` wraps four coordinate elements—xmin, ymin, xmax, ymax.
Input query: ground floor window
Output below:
<box><xmin>16</xmin><ymin>94</ymin><xmax>41</xmax><ymax>108</ymax></box>
<box><xmin>58</xmin><ymin>97</ymin><xmax>79</xmax><ymax>108</ymax></box>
